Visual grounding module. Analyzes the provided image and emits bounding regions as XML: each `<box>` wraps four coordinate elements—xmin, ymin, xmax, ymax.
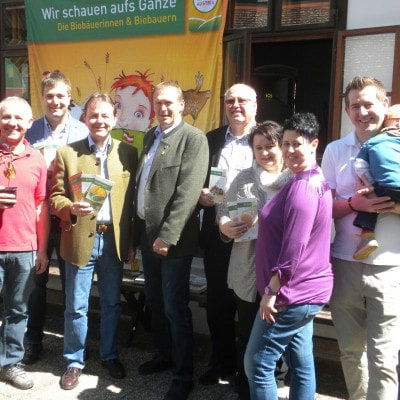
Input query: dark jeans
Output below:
<box><xmin>354</xmin><ymin>184</ymin><xmax>400</xmax><ymax>231</ymax></box>
<box><xmin>25</xmin><ymin>216</ymin><xmax>65</xmax><ymax>345</ymax></box>
<box><xmin>140</xmin><ymin>227</ymin><xmax>193</xmax><ymax>382</ymax></box>
<box><xmin>235</xmin><ymin>293</ymin><xmax>260</xmax><ymax>400</ymax></box>
<box><xmin>203</xmin><ymin>226</ymin><xmax>236</xmax><ymax>370</ymax></box>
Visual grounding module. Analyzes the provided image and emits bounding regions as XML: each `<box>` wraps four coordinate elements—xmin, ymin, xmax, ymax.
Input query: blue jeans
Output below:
<box><xmin>64</xmin><ymin>231</ymin><xmax>123</xmax><ymax>369</ymax></box>
<box><xmin>141</xmin><ymin>236</ymin><xmax>193</xmax><ymax>381</ymax></box>
<box><xmin>0</xmin><ymin>251</ymin><xmax>36</xmax><ymax>367</ymax></box>
<box><xmin>245</xmin><ymin>303</ymin><xmax>323</xmax><ymax>400</ymax></box>
<box><xmin>26</xmin><ymin>216</ymin><xmax>65</xmax><ymax>344</ymax></box>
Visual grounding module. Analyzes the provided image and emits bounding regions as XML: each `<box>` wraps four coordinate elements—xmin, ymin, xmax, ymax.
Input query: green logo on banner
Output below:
<box><xmin>26</xmin><ymin>0</ymin><xmax>184</xmax><ymax>43</ymax></box>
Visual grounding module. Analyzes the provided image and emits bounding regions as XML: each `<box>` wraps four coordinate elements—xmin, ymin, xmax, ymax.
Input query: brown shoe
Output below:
<box><xmin>60</xmin><ymin>367</ymin><xmax>82</xmax><ymax>390</ymax></box>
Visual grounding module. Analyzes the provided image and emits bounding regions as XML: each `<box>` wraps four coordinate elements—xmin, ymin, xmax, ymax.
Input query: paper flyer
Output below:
<box><xmin>228</xmin><ymin>198</ymin><xmax>258</xmax><ymax>242</ymax></box>
<box><xmin>68</xmin><ymin>173</ymin><xmax>114</xmax><ymax>210</ymax></box>
<box><xmin>84</xmin><ymin>175</ymin><xmax>114</xmax><ymax>211</ymax></box>
<box><xmin>209</xmin><ymin>167</ymin><xmax>226</xmax><ymax>204</ymax></box>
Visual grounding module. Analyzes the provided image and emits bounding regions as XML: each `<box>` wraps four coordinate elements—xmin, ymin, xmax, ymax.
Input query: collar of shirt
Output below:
<box><xmin>88</xmin><ymin>134</ymin><xmax>111</xmax><ymax>158</ymax></box>
<box><xmin>225</xmin><ymin>125</ymin><xmax>252</xmax><ymax>143</ymax></box>
<box><xmin>0</xmin><ymin>139</ymin><xmax>33</xmax><ymax>159</ymax></box>
<box><xmin>44</xmin><ymin>114</ymin><xmax>70</xmax><ymax>144</ymax></box>
<box><xmin>343</xmin><ymin>130</ymin><xmax>362</xmax><ymax>149</ymax></box>
<box><xmin>155</xmin><ymin>117</ymin><xmax>182</xmax><ymax>139</ymax></box>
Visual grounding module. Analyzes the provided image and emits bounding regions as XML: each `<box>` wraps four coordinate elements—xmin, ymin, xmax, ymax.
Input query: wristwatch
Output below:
<box><xmin>264</xmin><ymin>285</ymin><xmax>279</xmax><ymax>296</ymax></box>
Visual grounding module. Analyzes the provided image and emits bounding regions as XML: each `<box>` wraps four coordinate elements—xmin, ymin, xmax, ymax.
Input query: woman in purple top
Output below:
<box><xmin>244</xmin><ymin>113</ymin><xmax>333</xmax><ymax>400</ymax></box>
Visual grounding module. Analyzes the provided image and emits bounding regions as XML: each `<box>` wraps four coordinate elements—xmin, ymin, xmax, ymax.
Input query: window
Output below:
<box><xmin>224</xmin><ymin>39</ymin><xmax>245</xmax><ymax>88</ymax></box>
<box><xmin>229</xmin><ymin>0</ymin><xmax>271</xmax><ymax>30</ymax></box>
<box><xmin>332</xmin><ymin>26</ymin><xmax>400</xmax><ymax>140</ymax></box>
<box><xmin>0</xmin><ymin>1</ymin><xmax>28</xmax><ymax>100</ymax></box>
<box><xmin>227</xmin><ymin>0</ymin><xmax>337</xmax><ymax>31</ymax></box>
<box><xmin>280</xmin><ymin>0</ymin><xmax>333</xmax><ymax>28</ymax></box>
<box><xmin>3</xmin><ymin>2</ymin><xmax>26</xmax><ymax>46</ymax></box>
<box><xmin>4</xmin><ymin>55</ymin><xmax>29</xmax><ymax>98</ymax></box>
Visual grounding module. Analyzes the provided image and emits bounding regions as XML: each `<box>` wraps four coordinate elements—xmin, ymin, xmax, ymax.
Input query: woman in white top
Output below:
<box><xmin>217</xmin><ymin>121</ymin><xmax>291</xmax><ymax>400</ymax></box>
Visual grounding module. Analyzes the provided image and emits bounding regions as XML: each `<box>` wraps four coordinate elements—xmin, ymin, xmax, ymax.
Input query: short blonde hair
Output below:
<box><xmin>153</xmin><ymin>81</ymin><xmax>184</xmax><ymax>102</ymax></box>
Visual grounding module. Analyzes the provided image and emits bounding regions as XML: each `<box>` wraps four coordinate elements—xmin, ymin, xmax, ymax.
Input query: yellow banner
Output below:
<box><xmin>28</xmin><ymin>1</ymin><xmax>227</xmax><ymax>152</ymax></box>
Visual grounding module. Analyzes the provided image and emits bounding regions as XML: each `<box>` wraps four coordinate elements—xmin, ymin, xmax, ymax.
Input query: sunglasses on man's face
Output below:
<box><xmin>224</xmin><ymin>97</ymin><xmax>253</xmax><ymax>106</ymax></box>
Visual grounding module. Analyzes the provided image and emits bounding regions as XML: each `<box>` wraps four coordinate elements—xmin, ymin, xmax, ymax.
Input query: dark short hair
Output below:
<box><xmin>153</xmin><ymin>80</ymin><xmax>184</xmax><ymax>102</ymax></box>
<box><xmin>344</xmin><ymin>76</ymin><xmax>386</xmax><ymax>107</ymax></box>
<box><xmin>41</xmin><ymin>70</ymin><xmax>71</xmax><ymax>96</ymax></box>
<box><xmin>249</xmin><ymin>120</ymin><xmax>283</xmax><ymax>148</ymax></box>
<box><xmin>283</xmin><ymin>113</ymin><xmax>319</xmax><ymax>141</ymax></box>
<box><xmin>83</xmin><ymin>92</ymin><xmax>116</xmax><ymax>116</ymax></box>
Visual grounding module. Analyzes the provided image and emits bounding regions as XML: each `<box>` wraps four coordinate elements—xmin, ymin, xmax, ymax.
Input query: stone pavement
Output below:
<box><xmin>0</xmin><ymin>309</ymin><xmax>347</xmax><ymax>400</ymax></box>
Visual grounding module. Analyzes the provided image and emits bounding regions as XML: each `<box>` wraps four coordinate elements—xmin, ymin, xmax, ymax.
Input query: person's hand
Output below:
<box><xmin>70</xmin><ymin>201</ymin><xmax>94</xmax><ymax>217</ymax></box>
<box><xmin>220</xmin><ymin>219</ymin><xmax>249</xmax><ymax>239</ymax></box>
<box><xmin>0</xmin><ymin>186</ymin><xmax>17</xmax><ymax>209</ymax></box>
<box><xmin>350</xmin><ymin>187</ymin><xmax>394</xmax><ymax>213</ymax></box>
<box><xmin>35</xmin><ymin>251</ymin><xmax>49</xmax><ymax>274</ymax></box>
<box><xmin>198</xmin><ymin>188</ymin><xmax>215</xmax><ymax>207</ymax></box>
<box><xmin>259</xmin><ymin>293</ymin><xmax>278</xmax><ymax>323</ymax></box>
<box><xmin>153</xmin><ymin>237</ymin><xmax>170</xmax><ymax>256</ymax></box>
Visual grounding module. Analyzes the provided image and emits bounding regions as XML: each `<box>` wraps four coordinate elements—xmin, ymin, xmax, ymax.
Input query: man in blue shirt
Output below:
<box><xmin>24</xmin><ymin>71</ymin><xmax>88</xmax><ymax>364</ymax></box>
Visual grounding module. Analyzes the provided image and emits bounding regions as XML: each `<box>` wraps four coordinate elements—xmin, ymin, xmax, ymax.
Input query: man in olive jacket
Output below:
<box><xmin>134</xmin><ymin>81</ymin><xmax>208</xmax><ymax>400</ymax></box>
<box><xmin>50</xmin><ymin>94</ymin><xmax>137</xmax><ymax>390</ymax></box>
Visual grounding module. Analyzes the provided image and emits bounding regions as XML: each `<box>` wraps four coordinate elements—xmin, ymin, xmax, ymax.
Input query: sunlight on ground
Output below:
<box><xmin>106</xmin><ymin>384</ymin><xmax>122</xmax><ymax>394</ymax></box>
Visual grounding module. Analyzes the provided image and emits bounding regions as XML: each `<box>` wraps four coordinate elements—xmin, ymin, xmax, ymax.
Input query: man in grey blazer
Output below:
<box><xmin>24</xmin><ymin>71</ymin><xmax>88</xmax><ymax>364</ymax></box>
<box><xmin>134</xmin><ymin>81</ymin><xmax>208</xmax><ymax>400</ymax></box>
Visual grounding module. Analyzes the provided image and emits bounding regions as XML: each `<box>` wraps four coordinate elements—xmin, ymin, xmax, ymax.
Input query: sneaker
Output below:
<box><xmin>23</xmin><ymin>343</ymin><xmax>43</xmax><ymax>365</ymax></box>
<box><xmin>2</xmin><ymin>363</ymin><xmax>33</xmax><ymax>390</ymax></box>
<box><xmin>353</xmin><ymin>236</ymin><xmax>379</xmax><ymax>260</ymax></box>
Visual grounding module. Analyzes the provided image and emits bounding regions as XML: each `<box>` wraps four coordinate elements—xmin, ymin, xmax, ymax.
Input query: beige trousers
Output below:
<box><xmin>330</xmin><ymin>258</ymin><xmax>400</xmax><ymax>400</ymax></box>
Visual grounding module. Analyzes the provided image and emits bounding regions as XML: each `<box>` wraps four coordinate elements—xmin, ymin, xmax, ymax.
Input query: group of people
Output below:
<box><xmin>0</xmin><ymin>71</ymin><xmax>399</xmax><ymax>400</ymax></box>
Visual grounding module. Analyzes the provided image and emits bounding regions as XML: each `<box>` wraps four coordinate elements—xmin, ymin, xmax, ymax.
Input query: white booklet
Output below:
<box><xmin>228</xmin><ymin>198</ymin><xmax>258</xmax><ymax>242</ymax></box>
<box><xmin>209</xmin><ymin>167</ymin><xmax>227</xmax><ymax>204</ymax></box>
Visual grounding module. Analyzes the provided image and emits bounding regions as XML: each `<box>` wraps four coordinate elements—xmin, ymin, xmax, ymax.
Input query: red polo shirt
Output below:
<box><xmin>0</xmin><ymin>140</ymin><xmax>47</xmax><ymax>251</ymax></box>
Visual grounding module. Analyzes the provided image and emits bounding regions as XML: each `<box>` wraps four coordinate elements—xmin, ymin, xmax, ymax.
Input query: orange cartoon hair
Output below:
<box><xmin>111</xmin><ymin>69</ymin><xmax>155</xmax><ymax>122</ymax></box>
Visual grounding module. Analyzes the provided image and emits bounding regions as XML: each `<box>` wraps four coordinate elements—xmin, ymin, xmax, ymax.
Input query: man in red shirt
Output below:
<box><xmin>0</xmin><ymin>96</ymin><xmax>49</xmax><ymax>390</ymax></box>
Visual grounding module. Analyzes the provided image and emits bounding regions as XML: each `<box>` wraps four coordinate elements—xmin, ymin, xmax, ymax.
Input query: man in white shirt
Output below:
<box><xmin>321</xmin><ymin>76</ymin><xmax>400</xmax><ymax>400</ymax></box>
<box><xmin>199</xmin><ymin>84</ymin><xmax>257</xmax><ymax>394</ymax></box>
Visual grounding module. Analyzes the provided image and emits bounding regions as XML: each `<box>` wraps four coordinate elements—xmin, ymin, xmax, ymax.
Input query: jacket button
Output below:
<box><xmin>89</xmin><ymin>232</ymin><xmax>94</xmax><ymax>237</ymax></box>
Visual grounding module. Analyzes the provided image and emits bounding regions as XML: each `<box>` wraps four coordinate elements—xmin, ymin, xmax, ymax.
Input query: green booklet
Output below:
<box><xmin>69</xmin><ymin>173</ymin><xmax>114</xmax><ymax>211</ymax></box>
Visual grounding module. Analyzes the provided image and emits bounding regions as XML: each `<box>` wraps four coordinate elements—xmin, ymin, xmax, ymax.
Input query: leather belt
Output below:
<box><xmin>96</xmin><ymin>223</ymin><xmax>113</xmax><ymax>233</ymax></box>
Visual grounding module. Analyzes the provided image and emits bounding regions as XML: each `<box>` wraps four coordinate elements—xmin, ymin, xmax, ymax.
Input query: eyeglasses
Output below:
<box><xmin>224</xmin><ymin>97</ymin><xmax>253</xmax><ymax>106</ymax></box>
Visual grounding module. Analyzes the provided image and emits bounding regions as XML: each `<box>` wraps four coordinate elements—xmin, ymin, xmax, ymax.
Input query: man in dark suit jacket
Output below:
<box><xmin>24</xmin><ymin>71</ymin><xmax>88</xmax><ymax>365</ymax></box>
<box><xmin>199</xmin><ymin>84</ymin><xmax>257</xmax><ymax>392</ymax></box>
<box><xmin>134</xmin><ymin>81</ymin><xmax>208</xmax><ymax>400</ymax></box>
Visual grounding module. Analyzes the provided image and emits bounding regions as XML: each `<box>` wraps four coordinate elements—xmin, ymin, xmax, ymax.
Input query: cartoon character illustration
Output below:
<box><xmin>182</xmin><ymin>72</ymin><xmax>211</xmax><ymax>124</ymax></box>
<box><xmin>111</xmin><ymin>70</ymin><xmax>155</xmax><ymax>152</ymax></box>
